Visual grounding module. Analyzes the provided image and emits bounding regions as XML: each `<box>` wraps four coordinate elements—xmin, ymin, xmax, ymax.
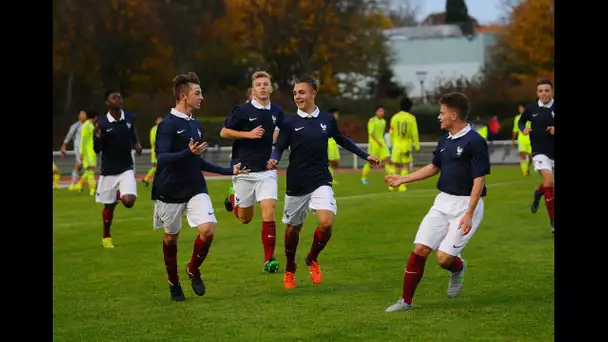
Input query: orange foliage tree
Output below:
<box><xmin>498</xmin><ymin>0</ymin><xmax>554</xmax><ymax>82</ymax></box>
<box><xmin>218</xmin><ymin>0</ymin><xmax>392</xmax><ymax>94</ymax></box>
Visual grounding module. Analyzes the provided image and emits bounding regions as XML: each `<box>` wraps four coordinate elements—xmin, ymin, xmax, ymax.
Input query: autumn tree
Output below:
<box><xmin>219</xmin><ymin>0</ymin><xmax>392</xmax><ymax>94</ymax></box>
<box><xmin>445</xmin><ymin>0</ymin><xmax>475</xmax><ymax>37</ymax></box>
<box><xmin>495</xmin><ymin>0</ymin><xmax>554</xmax><ymax>82</ymax></box>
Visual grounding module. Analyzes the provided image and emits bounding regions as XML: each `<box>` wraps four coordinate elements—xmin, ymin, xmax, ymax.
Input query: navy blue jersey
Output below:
<box><xmin>94</xmin><ymin>110</ymin><xmax>138</xmax><ymax>176</ymax></box>
<box><xmin>271</xmin><ymin>107</ymin><xmax>369</xmax><ymax>196</ymax></box>
<box><xmin>432</xmin><ymin>125</ymin><xmax>490</xmax><ymax>197</ymax></box>
<box><xmin>518</xmin><ymin>100</ymin><xmax>555</xmax><ymax>160</ymax></box>
<box><xmin>152</xmin><ymin>109</ymin><xmax>233</xmax><ymax>203</ymax></box>
<box><xmin>223</xmin><ymin>100</ymin><xmax>284</xmax><ymax>172</ymax></box>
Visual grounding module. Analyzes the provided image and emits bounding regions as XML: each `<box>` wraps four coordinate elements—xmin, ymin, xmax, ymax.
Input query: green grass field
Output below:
<box><xmin>53</xmin><ymin>166</ymin><xmax>554</xmax><ymax>341</ymax></box>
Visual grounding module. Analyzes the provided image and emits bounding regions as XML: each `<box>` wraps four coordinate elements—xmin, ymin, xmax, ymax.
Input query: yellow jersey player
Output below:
<box><xmin>361</xmin><ymin>105</ymin><xmax>393</xmax><ymax>184</ymax></box>
<box><xmin>75</xmin><ymin>110</ymin><xmax>100</xmax><ymax>196</ymax></box>
<box><xmin>53</xmin><ymin>162</ymin><xmax>61</xmax><ymax>189</ymax></box>
<box><xmin>327</xmin><ymin>108</ymin><xmax>340</xmax><ymax>185</ymax></box>
<box><xmin>389</xmin><ymin>98</ymin><xmax>420</xmax><ymax>192</ymax></box>
<box><xmin>512</xmin><ymin>102</ymin><xmax>532</xmax><ymax>176</ymax></box>
<box><xmin>143</xmin><ymin>116</ymin><xmax>163</xmax><ymax>186</ymax></box>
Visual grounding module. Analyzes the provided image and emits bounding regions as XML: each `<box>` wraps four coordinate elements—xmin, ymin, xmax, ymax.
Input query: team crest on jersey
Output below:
<box><xmin>126</xmin><ymin>122</ymin><xmax>131</xmax><ymax>129</ymax></box>
<box><xmin>320</xmin><ymin>123</ymin><xmax>327</xmax><ymax>133</ymax></box>
<box><xmin>271</xmin><ymin>115</ymin><xmax>276</xmax><ymax>124</ymax></box>
<box><xmin>456</xmin><ymin>146</ymin><xmax>463</xmax><ymax>157</ymax></box>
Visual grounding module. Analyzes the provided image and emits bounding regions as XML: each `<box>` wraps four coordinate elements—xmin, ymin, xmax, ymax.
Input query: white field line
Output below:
<box><xmin>53</xmin><ymin>181</ymin><xmax>524</xmax><ymax>228</ymax></box>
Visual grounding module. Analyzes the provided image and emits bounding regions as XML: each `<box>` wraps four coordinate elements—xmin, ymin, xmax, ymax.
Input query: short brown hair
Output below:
<box><xmin>439</xmin><ymin>92</ymin><xmax>470</xmax><ymax>121</ymax></box>
<box><xmin>537</xmin><ymin>78</ymin><xmax>553</xmax><ymax>88</ymax></box>
<box><xmin>172</xmin><ymin>72</ymin><xmax>200</xmax><ymax>101</ymax></box>
<box><xmin>295</xmin><ymin>74</ymin><xmax>318</xmax><ymax>91</ymax></box>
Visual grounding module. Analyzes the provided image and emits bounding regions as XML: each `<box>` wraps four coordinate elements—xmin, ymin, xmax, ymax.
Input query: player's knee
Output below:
<box><xmin>238</xmin><ymin>207</ymin><xmax>254</xmax><ymax>224</ymax></box>
<box><xmin>164</xmin><ymin>233</ymin><xmax>179</xmax><ymax>244</ymax></box>
<box><xmin>317</xmin><ymin>218</ymin><xmax>333</xmax><ymax>231</ymax></box>
<box><xmin>121</xmin><ymin>195</ymin><xmax>136</xmax><ymax>208</ymax></box>
<box><xmin>260</xmin><ymin>201</ymin><xmax>276</xmax><ymax>222</ymax></box>
<box><xmin>198</xmin><ymin>223</ymin><xmax>215</xmax><ymax>240</ymax></box>
<box><xmin>412</xmin><ymin>244</ymin><xmax>433</xmax><ymax>257</ymax></box>
<box><xmin>436</xmin><ymin>253</ymin><xmax>454</xmax><ymax>269</ymax></box>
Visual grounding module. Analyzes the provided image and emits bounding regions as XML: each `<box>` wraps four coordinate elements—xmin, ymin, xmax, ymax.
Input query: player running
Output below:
<box><xmin>361</xmin><ymin>105</ymin><xmax>393</xmax><ymax>184</ymax></box>
<box><xmin>152</xmin><ymin>72</ymin><xmax>248</xmax><ymax>301</ymax></box>
<box><xmin>518</xmin><ymin>78</ymin><xmax>555</xmax><ymax>233</ymax></box>
<box><xmin>143</xmin><ymin>116</ymin><xmax>164</xmax><ymax>186</ymax></box>
<box><xmin>388</xmin><ymin>98</ymin><xmax>420</xmax><ymax>192</ymax></box>
<box><xmin>60</xmin><ymin>110</ymin><xmax>87</xmax><ymax>190</ymax></box>
<box><xmin>327</xmin><ymin>108</ymin><xmax>341</xmax><ymax>185</ymax></box>
<box><xmin>94</xmin><ymin>91</ymin><xmax>143</xmax><ymax>248</ymax></box>
<box><xmin>268</xmin><ymin>74</ymin><xmax>380</xmax><ymax>289</ymax></box>
<box><xmin>76</xmin><ymin>110</ymin><xmax>100</xmax><ymax>196</ymax></box>
<box><xmin>512</xmin><ymin>102</ymin><xmax>532</xmax><ymax>176</ymax></box>
<box><xmin>384</xmin><ymin>92</ymin><xmax>490</xmax><ymax>312</ymax></box>
<box><xmin>220</xmin><ymin>71</ymin><xmax>284</xmax><ymax>273</ymax></box>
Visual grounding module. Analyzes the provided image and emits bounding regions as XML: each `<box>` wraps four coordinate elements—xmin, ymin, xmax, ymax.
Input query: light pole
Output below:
<box><xmin>416</xmin><ymin>71</ymin><xmax>427</xmax><ymax>103</ymax></box>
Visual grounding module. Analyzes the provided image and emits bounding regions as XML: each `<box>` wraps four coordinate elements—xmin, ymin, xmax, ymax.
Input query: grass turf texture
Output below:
<box><xmin>53</xmin><ymin>166</ymin><xmax>553</xmax><ymax>341</ymax></box>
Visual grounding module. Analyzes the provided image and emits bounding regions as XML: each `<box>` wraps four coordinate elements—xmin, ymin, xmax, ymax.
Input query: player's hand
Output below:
<box><xmin>385</xmin><ymin>174</ymin><xmax>403</xmax><ymax>187</ymax></box>
<box><xmin>511</xmin><ymin>140</ymin><xmax>516</xmax><ymax>148</ymax></box>
<box><xmin>522</xmin><ymin>127</ymin><xmax>532</xmax><ymax>136</ymax></box>
<box><xmin>248</xmin><ymin>125</ymin><xmax>265</xmax><ymax>139</ymax></box>
<box><xmin>233</xmin><ymin>163</ymin><xmax>250</xmax><ymax>175</ymax></box>
<box><xmin>458</xmin><ymin>213</ymin><xmax>473</xmax><ymax>235</ymax></box>
<box><xmin>546</xmin><ymin>126</ymin><xmax>554</xmax><ymax>135</ymax></box>
<box><xmin>60</xmin><ymin>144</ymin><xmax>67</xmax><ymax>157</ymax></box>
<box><xmin>135</xmin><ymin>144</ymin><xmax>143</xmax><ymax>156</ymax></box>
<box><xmin>94</xmin><ymin>123</ymin><xmax>101</xmax><ymax>138</ymax></box>
<box><xmin>267</xmin><ymin>159</ymin><xmax>278</xmax><ymax>170</ymax></box>
<box><xmin>367</xmin><ymin>155</ymin><xmax>381</xmax><ymax>168</ymax></box>
<box><xmin>189</xmin><ymin>138</ymin><xmax>208</xmax><ymax>156</ymax></box>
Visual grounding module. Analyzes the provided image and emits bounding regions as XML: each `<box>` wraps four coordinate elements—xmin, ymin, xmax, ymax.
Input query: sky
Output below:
<box><xmin>413</xmin><ymin>0</ymin><xmax>504</xmax><ymax>25</ymax></box>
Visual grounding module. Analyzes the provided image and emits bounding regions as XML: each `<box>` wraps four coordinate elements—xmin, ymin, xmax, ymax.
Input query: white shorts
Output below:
<box><xmin>153</xmin><ymin>193</ymin><xmax>217</xmax><ymax>234</ymax></box>
<box><xmin>532</xmin><ymin>154</ymin><xmax>554</xmax><ymax>173</ymax></box>
<box><xmin>233</xmin><ymin>170</ymin><xmax>278</xmax><ymax>208</ymax></box>
<box><xmin>414</xmin><ymin>192</ymin><xmax>484</xmax><ymax>257</ymax></box>
<box><xmin>282</xmin><ymin>185</ymin><xmax>337</xmax><ymax>226</ymax></box>
<box><xmin>95</xmin><ymin>169</ymin><xmax>138</xmax><ymax>204</ymax></box>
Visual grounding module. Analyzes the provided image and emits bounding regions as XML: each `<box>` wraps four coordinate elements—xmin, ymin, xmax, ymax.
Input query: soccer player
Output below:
<box><xmin>77</xmin><ymin>110</ymin><xmax>100</xmax><ymax>196</ymax></box>
<box><xmin>224</xmin><ymin>87</ymin><xmax>255</xmax><ymax>211</ymax></box>
<box><xmin>518</xmin><ymin>78</ymin><xmax>555</xmax><ymax>233</ymax></box>
<box><xmin>220</xmin><ymin>71</ymin><xmax>284</xmax><ymax>273</ymax></box>
<box><xmin>389</xmin><ymin>98</ymin><xmax>420</xmax><ymax>192</ymax></box>
<box><xmin>94</xmin><ymin>91</ymin><xmax>143</xmax><ymax>248</ymax></box>
<box><xmin>268</xmin><ymin>74</ymin><xmax>381</xmax><ymax>289</ymax></box>
<box><xmin>143</xmin><ymin>116</ymin><xmax>164</xmax><ymax>186</ymax></box>
<box><xmin>327</xmin><ymin>108</ymin><xmax>341</xmax><ymax>185</ymax></box>
<box><xmin>60</xmin><ymin>110</ymin><xmax>87</xmax><ymax>190</ymax></box>
<box><xmin>512</xmin><ymin>102</ymin><xmax>532</xmax><ymax>176</ymax></box>
<box><xmin>384</xmin><ymin>92</ymin><xmax>490</xmax><ymax>312</ymax></box>
<box><xmin>361</xmin><ymin>105</ymin><xmax>393</xmax><ymax>184</ymax></box>
<box><xmin>152</xmin><ymin>72</ymin><xmax>248</xmax><ymax>301</ymax></box>
<box><xmin>52</xmin><ymin>162</ymin><xmax>61</xmax><ymax>189</ymax></box>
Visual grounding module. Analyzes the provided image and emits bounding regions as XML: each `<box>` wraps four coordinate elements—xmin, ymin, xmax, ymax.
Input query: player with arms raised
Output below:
<box><xmin>361</xmin><ymin>105</ymin><xmax>393</xmax><ymax>185</ymax></box>
<box><xmin>94</xmin><ymin>91</ymin><xmax>143</xmax><ymax>248</ymax></box>
<box><xmin>269</xmin><ymin>75</ymin><xmax>380</xmax><ymax>289</ymax></box>
<box><xmin>518</xmin><ymin>78</ymin><xmax>555</xmax><ymax>233</ymax></box>
<box><xmin>220</xmin><ymin>71</ymin><xmax>283</xmax><ymax>273</ymax></box>
<box><xmin>389</xmin><ymin>98</ymin><xmax>420</xmax><ymax>192</ymax></box>
<box><xmin>384</xmin><ymin>93</ymin><xmax>490</xmax><ymax>312</ymax></box>
<box><xmin>152</xmin><ymin>72</ymin><xmax>248</xmax><ymax>301</ymax></box>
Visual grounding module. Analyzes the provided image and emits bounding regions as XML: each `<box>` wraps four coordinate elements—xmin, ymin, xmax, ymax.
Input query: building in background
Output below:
<box><xmin>385</xmin><ymin>24</ymin><xmax>498</xmax><ymax>101</ymax></box>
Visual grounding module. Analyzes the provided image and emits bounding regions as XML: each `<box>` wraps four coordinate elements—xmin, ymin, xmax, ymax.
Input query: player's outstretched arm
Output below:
<box><xmin>199</xmin><ymin>158</ymin><xmax>247</xmax><ymax>176</ymax></box>
<box><xmin>330</xmin><ymin>122</ymin><xmax>369</xmax><ymax>160</ymax></box>
<box><xmin>386</xmin><ymin>163</ymin><xmax>440</xmax><ymax>187</ymax></box>
<box><xmin>61</xmin><ymin>122</ymin><xmax>78</xmax><ymax>152</ymax></box>
<box><xmin>155</xmin><ymin>121</ymin><xmax>195</xmax><ymax>165</ymax></box>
